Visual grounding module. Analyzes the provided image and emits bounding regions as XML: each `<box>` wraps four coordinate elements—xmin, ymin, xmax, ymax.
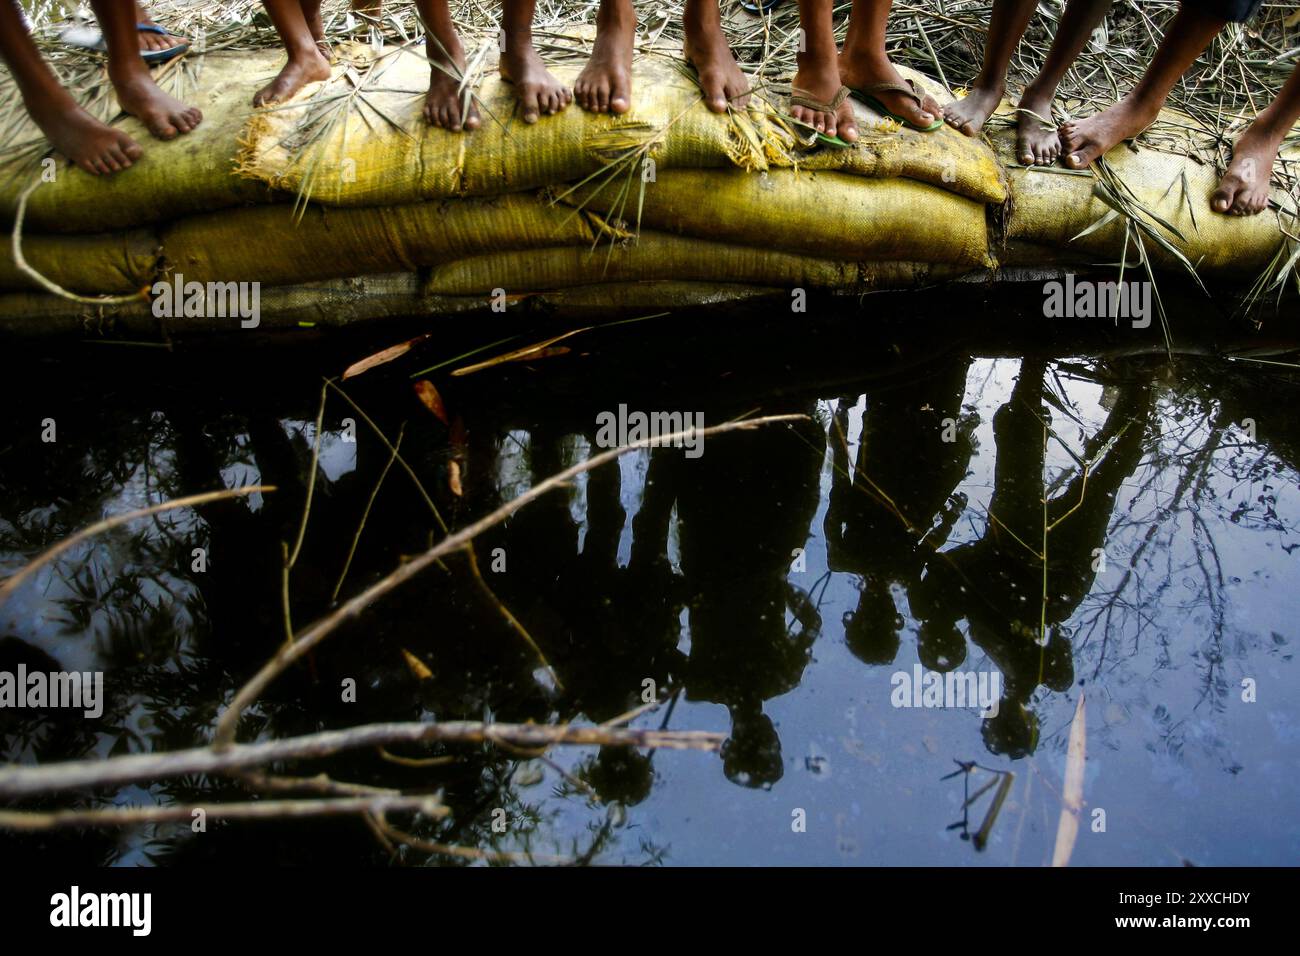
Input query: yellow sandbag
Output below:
<box><xmin>0</xmin><ymin>54</ymin><xmax>272</xmax><ymax>234</ymax></box>
<box><xmin>564</xmin><ymin>169</ymin><xmax>993</xmax><ymax>266</ymax></box>
<box><xmin>236</xmin><ymin>44</ymin><xmax>1007</xmax><ymax>208</ymax></box>
<box><xmin>161</xmin><ymin>192</ymin><xmax>597</xmax><ymax>285</ymax></box>
<box><xmin>426</xmin><ymin>230</ymin><xmax>972</xmax><ymax>295</ymax></box>
<box><xmin>985</xmin><ymin>126</ymin><xmax>1289</xmax><ymax>277</ymax></box>
<box><xmin>0</xmin><ymin>228</ymin><xmax>159</xmax><ymax>293</ymax></box>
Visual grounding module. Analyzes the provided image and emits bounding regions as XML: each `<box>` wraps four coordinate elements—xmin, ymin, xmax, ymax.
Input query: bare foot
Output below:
<box><xmin>253</xmin><ymin>49</ymin><xmax>332</xmax><ymax>107</ymax></box>
<box><xmin>423</xmin><ymin>51</ymin><xmax>480</xmax><ymax>131</ymax></box>
<box><xmin>840</xmin><ymin>56</ymin><xmax>939</xmax><ymax>131</ymax></box>
<box><xmin>684</xmin><ymin>12</ymin><xmax>750</xmax><ymax>113</ymax></box>
<box><xmin>135</xmin><ymin>18</ymin><xmax>186</xmax><ymax>55</ymax></box>
<box><xmin>575</xmin><ymin>3</ymin><xmax>635</xmax><ymax>114</ymax></box>
<box><xmin>790</xmin><ymin>61</ymin><xmax>857</xmax><ymax>143</ymax></box>
<box><xmin>26</xmin><ymin>91</ymin><xmax>143</xmax><ymax>175</ymax></box>
<box><xmin>943</xmin><ymin>83</ymin><xmax>1001</xmax><ymax>137</ymax></box>
<box><xmin>110</xmin><ymin>66</ymin><xmax>203</xmax><ymax>139</ymax></box>
<box><xmin>1059</xmin><ymin>95</ymin><xmax>1159</xmax><ymax>169</ymax></box>
<box><xmin>1014</xmin><ymin>84</ymin><xmax>1060</xmax><ymax>165</ymax></box>
<box><xmin>1211</xmin><ymin>125</ymin><xmax>1280</xmax><ymax>216</ymax></box>
<box><xmin>501</xmin><ymin>46</ymin><xmax>572</xmax><ymax>124</ymax></box>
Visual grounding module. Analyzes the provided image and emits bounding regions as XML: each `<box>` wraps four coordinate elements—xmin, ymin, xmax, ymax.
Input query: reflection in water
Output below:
<box><xmin>1</xmin><ymin>316</ymin><xmax>1298</xmax><ymax>866</ymax></box>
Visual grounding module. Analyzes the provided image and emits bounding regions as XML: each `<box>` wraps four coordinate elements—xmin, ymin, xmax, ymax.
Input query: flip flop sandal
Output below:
<box><xmin>740</xmin><ymin>0</ymin><xmax>785</xmax><ymax>13</ymax></box>
<box><xmin>788</xmin><ymin>85</ymin><xmax>855</xmax><ymax>149</ymax></box>
<box><xmin>846</xmin><ymin>78</ymin><xmax>943</xmax><ymax>132</ymax></box>
<box><xmin>60</xmin><ymin>23</ymin><xmax>191</xmax><ymax>65</ymax></box>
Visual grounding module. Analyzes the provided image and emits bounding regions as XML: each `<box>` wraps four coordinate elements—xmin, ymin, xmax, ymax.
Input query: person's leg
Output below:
<box><xmin>133</xmin><ymin>0</ymin><xmax>186</xmax><ymax>54</ymax></box>
<box><xmin>94</xmin><ymin>0</ymin><xmax>202</xmax><ymax>138</ymax></box>
<box><xmin>574</xmin><ymin>0</ymin><xmax>635</xmax><ymax>114</ymax></box>
<box><xmin>501</xmin><ymin>0</ymin><xmax>572</xmax><ymax>123</ymax></box>
<box><xmin>943</xmin><ymin>0</ymin><xmax>1036</xmax><ymax>137</ymax></box>
<box><xmin>683</xmin><ymin>0</ymin><xmax>750</xmax><ymax>114</ymax></box>
<box><xmin>301</xmin><ymin>0</ymin><xmax>327</xmax><ymax>50</ymax></box>
<box><xmin>839</xmin><ymin>0</ymin><xmax>939</xmax><ymax>129</ymax></box>
<box><xmin>1015</xmin><ymin>0</ymin><xmax>1110</xmax><ymax>164</ymax></box>
<box><xmin>0</xmin><ymin>0</ymin><xmax>142</xmax><ymax>173</ymax></box>
<box><xmin>1212</xmin><ymin>64</ymin><xmax>1300</xmax><ymax>215</ymax></box>
<box><xmin>790</xmin><ymin>0</ymin><xmax>858</xmax><ymax>141</ymax></box>
<box><xmin>414</xmin><ymin>0</ymin><xmax>480</xmax><ymax>129</ymax></box>
<box><xmin>1059</xmin><ymin>4</ymin><xmax>1225</xmax><ymax>169</ymax></box>
<box><xmin>254</xmin><ymin>0</ymin><xmax>332</xmax><ymax>106</ymax></box>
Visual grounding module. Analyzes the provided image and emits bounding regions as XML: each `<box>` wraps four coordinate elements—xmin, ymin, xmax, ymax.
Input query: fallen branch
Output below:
<box><xmin>0</xmin><ymin>485</ymin><xmax>277</xmax><ymax>610</ymax></box>
<box><xmin>213</xmin><ymin>414</ymin><xmax>805</xmax><ymax>747</ymax></box>
<box><xmin>0</xmin><ymin>794</ymin><xmax>446</xmax><ymax>831</ymax></box>
<box><xmin>0</xmin><ymin>720</ymin><xmax>724</xmax><ymax>798</ymax></box>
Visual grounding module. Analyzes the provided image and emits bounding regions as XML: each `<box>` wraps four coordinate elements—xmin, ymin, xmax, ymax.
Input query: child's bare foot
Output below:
<box><xmin>1059</xmin><ymin>95</ymin><xmax>1159</xmax><ymax>169</ymax></box>
<box><xmin>840</xmin><ymin>55</ymin><xmax>940</xmax><ymax>130</ymax></box>
<box><xmin>28</xmin><ymin>92</ymin><xmax>143</xmax><ymax>174</ymax></box>
<box><xmin>110</xmin><ymin>67</ymin><xmax>203</xmax><ymax>139</ymax></box>
<box><xmin>943</xmin><ymin>83</ymin><xmax>1001</xmax><ymax>137</ymax></box>
<box><xmin>1211</xmin><ymin>124</ymin><xmax>1280</xmax><ymax>216</ymax></box>
<box><xmin>683</xmin><ymin>7</ymin><xmax>749</xmax><ymax>113</ymax></box>
<box><xmin>575</xmin><ymin>0</ymin><xmax>634</xmax><ymax>114</ymax></box>
<box><xmin>253</xmin><ymin>49</ymin><xmax>332</xmax><ymax>107</ymax></box>
<box><xmin>501</xmin><ymin>45</ymin><xmax>571</xmax><ymax>124</ymax></box>
<box><xmin>790</xmin><ymin>61</ymin><xmax>857</xmax><ymax>143</ymax></box>
<box><xmin>423</xmin><ymin>54</ymin><xmax>480</xmax><ymax>131</ymax></box>
<box><xmin>1014</xmin><ymin>84</ymin><xmax>1060</xmax><ymax>165</ymax></box>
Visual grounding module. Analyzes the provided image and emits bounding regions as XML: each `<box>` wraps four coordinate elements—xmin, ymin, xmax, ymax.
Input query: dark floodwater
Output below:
<box><xmin>2</xmin><ymin>291</ymin><xmax>1299</xmax><ymax>866</ymax></box>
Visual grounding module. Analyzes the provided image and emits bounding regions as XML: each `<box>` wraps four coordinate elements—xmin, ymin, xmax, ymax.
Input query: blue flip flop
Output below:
<box><xmin>59</xmin><ymin>22</ymin><xmax>191</xmax><ymax>65</ymax></box>
<box><xmin>740</xmin><ymin>0</ymin><xmax>785</xmax><ymax>13</ymax></box>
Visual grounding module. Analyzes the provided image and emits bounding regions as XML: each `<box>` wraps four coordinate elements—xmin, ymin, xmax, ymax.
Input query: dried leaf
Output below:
<box><xmin>1051</xmin><ymin>692</ymin><xmax>1087</xmax><ymax>867</ymax></box>
<box><xmin>342</xmin><ymin>334</ymin><xmax>430</xmax><ymax>380</ymax></box>
<box><xmin>412</xmin><ymin>379</ymin><xmax>449</xmax><ymax>425</ymax></box>
<box><xmin>450</xmin><ymin>327</ymin><xmax>590</xmax><ymax>377</ymax></box>
<box><xmin>448</xmin><ymin>459</ymin><xmax>464</xmax><ymax>497</ymax></box>
<box><xmin>400</xmin><ymin>648</ymin><xmax>432</xmax><ymax>681</ymax></box>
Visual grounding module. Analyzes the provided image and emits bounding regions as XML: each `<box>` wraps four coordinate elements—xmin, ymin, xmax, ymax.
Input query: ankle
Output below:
<box><xmin>970</xmin><ymin>74</ymin><xmax>1005</xmax><ymax>98</ymax></box>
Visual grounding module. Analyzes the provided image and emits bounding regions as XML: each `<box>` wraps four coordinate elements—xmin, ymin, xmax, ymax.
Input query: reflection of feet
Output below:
<box><xmin>28</xmin><ymin>94</ymin><xmax>143</xmax><ymax>174</ymax></box>
<box><xmin>501</xmin><ymin>47</ymin><xmax>572</xmax><ymax>124</ymax></box>
<box><xmin>253</xmin><ymin>50</ymin><xmax>332</xmax><ymax>107</ymax></box>
<box><xmin>1211</xmin><ymin>125</ymin><xmax>1279</xmax><ymax>216</ymax></box>
<box><xmin>943</xmin><ymin>82</ymin><xmax>1000</xmax><ymax>136</ymax></box>
<box><xmin>1059</xmin><ymin>96</ymin><xmax>1159</xmax><ymax>169</ymax></box>
<box><xmin>575</xmin><ymin>9</ymin><xmax>634</xmax><ymax>113</ymax></box>
<box><xmin>111</xmin><ymin>69</ymin><xmax>203</xmax><ymax>139</ymax></box>
<box><xmin>1014</xmin><ymin>86</ymin><xmax>1060</xmax><ymax>165</ymax></box>
<box><xmin>840</xmin><ymin>55</ymin><xmax>939</xmax><ymax>129</ymax></box>
<box><xmin>791</xmin><ymin>61</ymin><xmax>857</xmax><ymax>142</ymax></box>
<box><xmin>684</xmin><ymin>18</ymin><xmax>750</xmax><ymax>113</ymax></box>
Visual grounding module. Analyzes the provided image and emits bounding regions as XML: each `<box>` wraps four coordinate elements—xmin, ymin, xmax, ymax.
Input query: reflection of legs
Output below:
<box><xmin>1212</xmin><ymin>65</ymin><xmax>1300</xmax><ymax>215</ymax></box>
<box><xmin>1060</xmin><ymin>5</ymin><xmax>1225</xmax><ymax>169</ymax></box>
<box><xmin>944</xmin><ymin>0</ymin><xmax>1036</xmax><ymax>137</ymax></box>
<box><xmin>1011</xmin><ymin>0</ymin><xmax>1110</xmax><ymax>164</ymax></box>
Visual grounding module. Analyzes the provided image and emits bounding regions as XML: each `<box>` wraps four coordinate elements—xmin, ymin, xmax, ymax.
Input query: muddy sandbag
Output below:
<box><xmin>161</xmin><ymin>192</ymin><xmax>598</xmax><ymax>286</ymax></box>
<box><xmin>564</xmin><ymin>169</ymin><xmax>993</xmax><ymax>266</ymax></box>
<box><xmin>0</xmin><ymin>228</ymin><xmax>159</xmax><ymax>293</ymax></box>
<box><xmin>426</xmin><ymin>230</ymin><xmax>973</xmax><ymax>295</ymax></box>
